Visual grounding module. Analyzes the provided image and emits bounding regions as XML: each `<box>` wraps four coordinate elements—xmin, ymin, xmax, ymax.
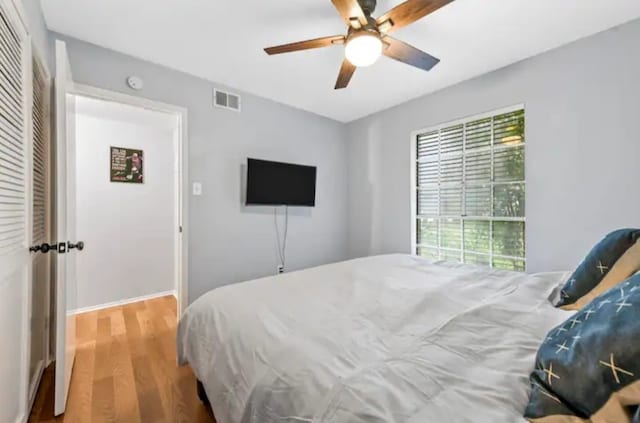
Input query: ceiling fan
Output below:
<box><xmin>264</xmin><ymin>0</ymin><xmax>454</xmax><ymax>89</ymax></box>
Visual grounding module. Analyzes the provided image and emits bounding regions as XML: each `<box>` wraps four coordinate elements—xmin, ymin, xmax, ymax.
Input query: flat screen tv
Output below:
<box><xmin>246</xmin><ymin>158</ymin><xmax>316</xmax><ymax>206</ymax></box>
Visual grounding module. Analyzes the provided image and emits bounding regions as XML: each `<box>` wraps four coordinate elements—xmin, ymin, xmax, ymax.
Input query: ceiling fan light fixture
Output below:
<box><xmin>264</xmin><ymin>0</ymin><xmax>454</xmax><ymax>89</ymax></box>
<box><xmin>345</xmin><ymin>32</ymin><xmax>383</xmax><ymax>67</ymax></box>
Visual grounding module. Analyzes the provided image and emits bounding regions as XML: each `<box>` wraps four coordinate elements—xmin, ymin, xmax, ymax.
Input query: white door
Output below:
<box><xmin>0</xmin><ymin>0</ymin><xmax>33</xmax><ymax>422</ymax></box>
<box><xmin>54</xmin><ymin>39</ymin><xmax>79</xmax><ymax>416</ymax></box>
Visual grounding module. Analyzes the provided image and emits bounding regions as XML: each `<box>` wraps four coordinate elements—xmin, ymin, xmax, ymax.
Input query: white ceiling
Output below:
<box><xmin>42</xmin><ymin>0</ymin><xmax>640</xmax><ymax>122</ymax></box>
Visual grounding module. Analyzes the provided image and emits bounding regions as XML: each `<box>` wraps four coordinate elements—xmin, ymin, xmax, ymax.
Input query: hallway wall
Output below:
<box><xmin>75</xmin><ymin>96</ymin><xmax>177</xmax><ymax>310</ymax></box>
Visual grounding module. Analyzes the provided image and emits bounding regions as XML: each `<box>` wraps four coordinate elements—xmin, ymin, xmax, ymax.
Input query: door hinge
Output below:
<box><xmin>179</xmin><ymin>226</ymin><xmax>183</xmax><ymax>233</ymax></box>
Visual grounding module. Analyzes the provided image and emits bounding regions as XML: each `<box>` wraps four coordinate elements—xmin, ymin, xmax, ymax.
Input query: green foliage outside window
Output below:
<box><xmin>416</xmin><ymin>109</ymin><xmax>525</xmax><ymax>271</ymax></box>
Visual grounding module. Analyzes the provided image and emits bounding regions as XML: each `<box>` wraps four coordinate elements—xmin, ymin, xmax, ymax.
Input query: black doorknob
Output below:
<box><xmin>40</xmin><ymin>243</ymin><xmax>57</xmax><ymax>253</ymax></box>
<box><xmin>30</xmin><ymin>242</ymin><xmax>58</xmax><ymax>254</ymax></box>
<box><xmin>68</xmin><ymin>241</ymin><xmax>84</xmax><ymax>251</ymax></box>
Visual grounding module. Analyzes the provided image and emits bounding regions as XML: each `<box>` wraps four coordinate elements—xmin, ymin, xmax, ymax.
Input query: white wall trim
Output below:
<box><xmin>70</xmin><ymin>83</ymin><xmax>190</xmax><ymax>318</ymax></box>
<box><xmin>69</xmin><ymin>290</ymin><xmax>177</xmax><ymax>315</ymax></box>
<box><xmin>410</xmin><ymin>103</ymin><xmax>525</xmax><ymax>137</ymax></box>
<box><xmin>72</xmin><ymin>83</ymin><xmax>188</xmax><ymax>117</ymax></box>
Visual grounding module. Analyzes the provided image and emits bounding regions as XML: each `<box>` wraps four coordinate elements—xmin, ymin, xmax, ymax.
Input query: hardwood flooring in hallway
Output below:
<box><xmin>28</xmin><ymin>295</ymin><xmax>215</xmax><ymax>423</ymax></box>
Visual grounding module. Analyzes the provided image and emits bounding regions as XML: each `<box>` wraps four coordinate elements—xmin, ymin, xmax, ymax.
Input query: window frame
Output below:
<box><xmin>409</xmin><ymin>104</ymin><xmax>526</xmax><ymax>270</ymax></box>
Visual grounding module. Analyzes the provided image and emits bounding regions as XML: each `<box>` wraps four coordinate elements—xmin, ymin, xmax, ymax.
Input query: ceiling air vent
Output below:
<box><xmin>214</xmin><ymin>89</ymin><xmax>241</xmax><ymax>112</ymax></box>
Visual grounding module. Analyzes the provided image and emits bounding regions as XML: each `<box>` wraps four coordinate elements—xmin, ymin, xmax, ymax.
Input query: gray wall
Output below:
<box><xmin>21</xmin><ymin>0</ymin><xmax>49</xmax><ymax>64</ymax></box>
<box><xmin>346</xmin><ymin>18</ymin><xmax>640</xmax><ymax>273</ymax></box>
<box><xmin>75</xmin><ymin>103</ymin><xmax>177</xmax><ymax>309</ymax></box>
<box><xmin>49</xmin><ymin>33</ymin><xmax>349</xmax><ymax>303</ymax></box>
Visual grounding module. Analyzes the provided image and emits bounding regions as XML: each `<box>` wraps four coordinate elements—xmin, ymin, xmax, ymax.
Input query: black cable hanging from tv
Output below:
<box><xmin>274</xmin><ymin>206</ymin><xmax>288</xmax><ymax>271</ymax></box>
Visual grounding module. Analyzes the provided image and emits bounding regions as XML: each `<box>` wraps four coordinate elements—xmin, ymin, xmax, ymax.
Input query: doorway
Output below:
<box><xmin>68</xmin><ymin>85</ymin><xmax>189</xmax><ymax>318</ymax></box>
<box><xmin>72</xmin><ymin>94</ymin><xmax>183</xmax><ymax>313</ymax></box>
<box><xmin>49</xmin><ymin>70</ymin><xmax>189</xmax><ymax>416</ymax></box>
<box><xmin>30</xmin><ymin>74</ymin><xmax>193</xmax><ymax>421</ymax></box>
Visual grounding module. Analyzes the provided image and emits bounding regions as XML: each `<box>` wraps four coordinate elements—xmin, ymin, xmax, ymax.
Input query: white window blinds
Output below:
<box><xmin>415</xmin><ymin>108</ymin><xmax>525</xmax><ymax>271</ymax></box>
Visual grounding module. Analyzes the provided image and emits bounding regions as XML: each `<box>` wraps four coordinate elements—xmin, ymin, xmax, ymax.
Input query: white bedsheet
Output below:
<box><xmin>177</xmin><ymin>254</ymin><xmax>574</xmax><ymax>423</ymax></box>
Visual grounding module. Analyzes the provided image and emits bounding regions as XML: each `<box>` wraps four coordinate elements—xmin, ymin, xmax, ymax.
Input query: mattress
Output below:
<box><xmin>177</xmin><ymin>254</ymin><xmax>574</xmax><ymax>423</ymax></box>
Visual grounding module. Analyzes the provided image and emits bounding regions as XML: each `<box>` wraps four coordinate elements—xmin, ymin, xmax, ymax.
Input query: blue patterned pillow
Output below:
<box><xmin>525</xmin><ymin>273</ymin><xmax>640</xmax><ymax>422</ymax></box>
<box><xmin>555</xmin><ymin>229</ymin><xmax>640</xmax><ymax>309</ymax></box>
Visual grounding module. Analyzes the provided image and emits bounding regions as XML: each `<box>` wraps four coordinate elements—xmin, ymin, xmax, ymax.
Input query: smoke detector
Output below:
<box><xmin>126</xmin><ymin>76</ymin><xmax>144</xmax><ymax>91</ymax></box>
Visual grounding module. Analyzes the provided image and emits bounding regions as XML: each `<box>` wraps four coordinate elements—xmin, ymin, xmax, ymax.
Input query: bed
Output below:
<box><xmin>177</xmin><ymin>254</ymin><xmax>574</xmax><ymax>423</ymax></box>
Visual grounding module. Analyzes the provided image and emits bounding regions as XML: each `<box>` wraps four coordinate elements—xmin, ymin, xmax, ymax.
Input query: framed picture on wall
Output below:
<box><xmin>110</xmin><ymin>146</ymin><xmax>144</xmax><ymax>183</ymax></box>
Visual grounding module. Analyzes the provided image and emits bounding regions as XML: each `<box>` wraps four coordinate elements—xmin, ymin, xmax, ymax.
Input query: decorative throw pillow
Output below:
<box><xmin>555</xmin><ymin>229</ymin><xmax>640</xmax><ymax>310</ymax></box>
<box><xmin>524</xmin><ymin>273</ymin><xmax>640</xmax><ymax>422</ymax></box>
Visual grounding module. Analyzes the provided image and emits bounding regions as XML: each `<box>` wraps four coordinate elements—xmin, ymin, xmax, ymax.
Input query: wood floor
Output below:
<box><xmin>28</xmin><ymin>295</ymin><xmax>216</xmax><ymax>423</ymax></box>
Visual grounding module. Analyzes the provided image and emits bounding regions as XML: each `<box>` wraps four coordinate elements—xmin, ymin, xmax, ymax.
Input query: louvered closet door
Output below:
<box><xmin>29</xmin><ymin>54</ymin><xmax>50</xmax><ymax>408</ymax></box>
<box><xmin>0</xmin><ymin>0</ymin><xmax>33</xmax><ymax>421</ymax></box>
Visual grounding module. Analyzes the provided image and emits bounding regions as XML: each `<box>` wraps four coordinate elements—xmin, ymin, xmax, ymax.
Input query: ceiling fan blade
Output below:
<box><xmin>377</xmin><ymin>0</ymin><xmax>453</xmax><ymax>34</ymax></box>
<box><xmin>383</xmin><ymin>36</ymin><xmax>440</xmax><ymax>71</ymax></box>
<box><xmin>331</xmin><ymin>0</ymin><xmax>368</xmax><ymax>28</ymax></box>
<box><xmin>335</xmin><ymin>59</ymin><xmax>356</xmax><ymax>89</ymax></box>
<box><xmin>265</xmin><ymin>35</ymin><xmax>345</xmax><ymax>55</ymax></box>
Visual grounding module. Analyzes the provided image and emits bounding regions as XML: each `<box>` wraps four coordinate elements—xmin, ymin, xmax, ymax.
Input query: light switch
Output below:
<box><xmin>192</xmin><ymin>182</ymin><xmax>202</xmax><ymax>196</ymax></box>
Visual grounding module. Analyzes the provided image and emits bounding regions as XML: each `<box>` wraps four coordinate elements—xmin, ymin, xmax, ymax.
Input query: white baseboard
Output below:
<box><xmin>70</xmin><ymin>290</ymin><xmax>177</xmax><ymax>315</ymax></box>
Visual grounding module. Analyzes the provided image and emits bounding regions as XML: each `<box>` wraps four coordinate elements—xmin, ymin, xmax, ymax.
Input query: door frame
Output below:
<box><xmin>70</xmin><ymin>83</ymin><xmax>190</xmax><ymax>316</ymax></box>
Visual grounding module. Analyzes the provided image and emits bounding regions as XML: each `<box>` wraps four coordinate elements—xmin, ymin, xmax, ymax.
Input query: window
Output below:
<box><xmin>414</xmin><ymin>107</ymin><xmax>525</xmax><ymax>271</ymax></box>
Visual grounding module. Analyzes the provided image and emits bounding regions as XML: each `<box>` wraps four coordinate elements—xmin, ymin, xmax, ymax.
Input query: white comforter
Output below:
<box><xmin>177</xmin><ymin>254</ymin><xmax>573</xmax><ymax>423</ymax></box>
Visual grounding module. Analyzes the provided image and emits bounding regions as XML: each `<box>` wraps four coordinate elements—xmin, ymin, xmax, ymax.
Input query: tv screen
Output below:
<box><xmin>246</xmin><ymin>158</ymin><xmax>316</xmax><ymax>206</ymax></box>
